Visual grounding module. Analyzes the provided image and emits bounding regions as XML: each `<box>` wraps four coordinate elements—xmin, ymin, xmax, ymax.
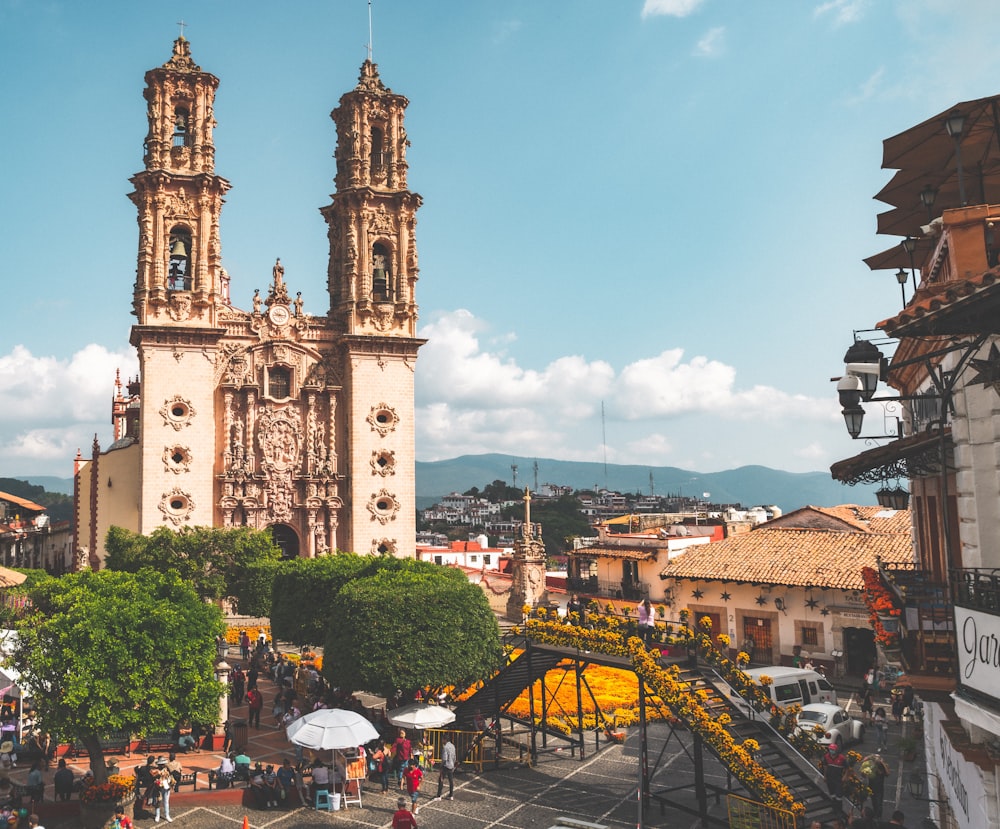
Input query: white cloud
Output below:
<box><xmin>0</xmin><ymin>344</ymin><xmax>138</xmax><ymax>476</ymax></box>
<box><xmin>642</xmin><ymin>0</ymin><xmax>706</xmax><ymax>19</ymax></box>
<box><xmin>694</xmin><ymin>26</ymin><xmax>726</xmax><ymax>57</ymax></box>
<box><xmin>415</xmin><ymin>310</ymin><xmax>838</xmax><ymax>470</ymax></box>
<box><xmin>814</xmin><ymin>0</ymin><xmax>867</xmax><ymax>26</ymax></box>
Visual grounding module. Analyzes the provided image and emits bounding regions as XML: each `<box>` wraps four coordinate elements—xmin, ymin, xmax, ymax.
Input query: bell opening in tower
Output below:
<box><xmin>167</xmin><ymin>227</ymin><xmax>192</xmax><ymax>291</ymax></box>
<box><xmin>371</xmin><ymin>242</ymin><xmax>392</xmax><ymax>301</ymax></box>
<box><xmin>173</xmin><ymin>106</ymin><xmax>191</xmax><ymax>148</ymax></box>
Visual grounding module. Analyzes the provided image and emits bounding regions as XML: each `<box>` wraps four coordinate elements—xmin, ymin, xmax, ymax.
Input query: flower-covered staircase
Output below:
<box><xmin>519</xmin><ymin>616</ymin><xmax>842</xmax><ymax>825</ymax></box>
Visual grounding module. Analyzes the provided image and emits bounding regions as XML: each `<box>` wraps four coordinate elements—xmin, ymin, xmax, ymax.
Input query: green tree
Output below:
<box><xmin>104</xmin><ymin>525</ymin><xmax>282</xmax><ymax>601</ymax></box>
<box><xmin>9</xmin><ymin>570</ymin><xmax>224</xmax><ymax>783</ymax></box>
<box><xmin>324</xmin><ymin>559</ymin><xmax>500</xmax><ymax>697</ymax></box>
<box><xmin>482</xmin><ymin>479</ymin><xmax>521</xmax><ymax>503</ymax></box>
<box><xmin>270</xmin><ymin>554</ymin><xmax>373</xmax><ymax>646</ymax></box>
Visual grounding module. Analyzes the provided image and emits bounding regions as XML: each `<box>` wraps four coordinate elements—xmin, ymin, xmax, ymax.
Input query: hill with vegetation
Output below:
<box><xmin>415</xmin><ymin>454</ymin><xmax>879</xmax><ymax>515</ymax></box>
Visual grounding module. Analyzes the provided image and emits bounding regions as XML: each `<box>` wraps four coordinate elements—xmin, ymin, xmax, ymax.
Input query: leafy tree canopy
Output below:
<box><xmin>269</xmin><ymin>554</ymin><xmax>374</xmax><ymax>647</ymax></box>
<box><xmin>10</xmin><ymin>570</ymin><xmax>224</xmax><ymax>782</ymax></box>
<box><xmin>323</xmin><ymin>558</ymin><xmax>499</xmax><ymax>697</ymax></box>
<box><xmin>104</xmin><ymin>525</ymin><xmax>281</xmax><ymax>601</ymax></box>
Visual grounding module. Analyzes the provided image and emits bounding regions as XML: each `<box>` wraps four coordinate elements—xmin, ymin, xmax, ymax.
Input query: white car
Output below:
<box><xmin>795</xmin><ymin>703</ymin><xmax>865</xmax><ymax>747</ymax></box>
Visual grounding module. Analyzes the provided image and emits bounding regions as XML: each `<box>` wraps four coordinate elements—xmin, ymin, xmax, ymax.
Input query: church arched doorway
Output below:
<box><xmin>269</xmin><ymin>524</ymin><xmax>300</xmax><ymax>559</ymax></box>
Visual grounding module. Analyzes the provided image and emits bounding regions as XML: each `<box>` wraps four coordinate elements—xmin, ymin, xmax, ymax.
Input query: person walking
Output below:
<box><xmin>247</xmin><ymin>686</ymin><xmax>263</xmax><ymax>729</ymax></box>
<box><xmin>860</xmin><ymin>753</ymin><xmax>890</xmax><ymax>820</ymax></box>
<box><xmin>637</xmin><ymin>599</ymin><xmax>655</xmax><ymax>647</ymax></box>
<box><xmin>822</xmin><ymin>743</ymin><xmax>847</xmax><ymax>798</ymax></box>
<box><xmin>154</xmin><ymin>757</ymin><xmax>173</xmax><ymax>822</ymax></box>
<box><xmin>436</xmin><ymin>737</ymin><xmax>456</xmax><ymax>800</ymax></box>
<box><xmin>860</xmin><ymin>687</ymin><xmax>875</xmax><ymax>726</ymax></box>
<box><xmin>393</xmin><ymin>729</ymin><xmax>412</xmax><ymax>790</ymax></box>
<box><xmin>392</xmin><ymin>796</ymin><xmax>418</xmax><ymax>829</ymax></box>
<box><xmin>404</xmin><ymin>760</ymin><xmax>423</xmax><ymax>815</ymax></box>
<box><xmin>873</xmin><ymin>707</ymin><xmax>889</xmax><ymax>752</ymax></box>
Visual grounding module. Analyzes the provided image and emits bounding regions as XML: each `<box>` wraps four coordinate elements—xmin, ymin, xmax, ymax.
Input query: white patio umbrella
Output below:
<box><xmin>387</xmin><ymin>702</ymin><xmax>456</xmax><ymax>730</ymax></box>
<box><xmin>286</xmin><ymin>707</ymin><xmax>380</xmax><ymax>751</ymax></box>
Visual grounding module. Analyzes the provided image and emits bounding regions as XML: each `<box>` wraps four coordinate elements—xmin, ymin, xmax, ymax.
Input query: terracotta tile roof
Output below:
<box><xmin>0</xmin><ymin>491</ymin><xmax>45</xmax><ymax>513</ymax></box>
<box><xmin>658</xmin><ymin>521</ymin><xmax>914</xmax><ymax>591</ymax></box>
<box><xmin>878</xmin><ymin>269</ymin><xmax>1000</xmax><ymax>337</ymax></box>
<box><xmin>809</xmin><ymin>505</ymin><xmax>912</xmax><ymax>534</ymax></box>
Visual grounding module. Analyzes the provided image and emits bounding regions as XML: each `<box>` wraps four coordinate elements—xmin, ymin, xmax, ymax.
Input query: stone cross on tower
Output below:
<box><xmin>506</xmin><ymin>487</ymin><xmax>549</xmax><ymax>621</ymax></box>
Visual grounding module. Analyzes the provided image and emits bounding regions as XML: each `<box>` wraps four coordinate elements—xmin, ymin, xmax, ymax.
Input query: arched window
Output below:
<box><xmin>173</xmin><ymin>106</ymin><xmax>190</xmax><ymax>148</ymax></box>
<box><xmin>268</xmin><ymin>366</ymin><xmax>291</xmax><ymax>400</ymax></box>
<box><xmin>371</xmin><ymin>242</ymin><xmax>392</xmax><ymax>301</ymax></box>
<box><xmin>370</xmin><ymin>127</ymin><xmax>384</xmax><ymax>169</ymax></box>
<box><xmin>167</xmin><ymin>227</ymin><xmax>192</xmax><ymax>291</ymax></box>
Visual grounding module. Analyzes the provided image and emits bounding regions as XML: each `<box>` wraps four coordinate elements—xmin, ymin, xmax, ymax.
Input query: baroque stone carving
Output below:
<box><xmin>371</xmin><ymin>450</ymin><xmax>395</xmax><ymax>476</ymax></box>
<box><xmin>257</xmin><ymin>404</ymin><xmax>302</xmax><ymax>472</ymax></box>
<box><xmin>168</xmin><ymin>293</ymin><xmax>193</xmax><ymax>321</ymax></box>
<box><xmin>162</xmin><ymin>445</ymin><xmax>192</xmax><ymax>473</ymax></box>
<box><xmin>159</xmin><ymin>396</ymin><xmax>196</xmax><ymax>431</ymax></box>
<box><xmin>159</xmin><ymin>488</ymin><xmax>195</xmax><ymax>526</ymax></box>
<box><xmin>367</xmin><ymin>489</ymin><xmax>399</xmax><ymax>525</ymax></box>
<box><xmin>366</xmin><ymin>403</ymin><xmax>399</xmax><ymax>437</ymax></box>
<box><xmin>371</xmin><ymin>538</ymin><xmax>397</xmax><ymax>555</ymax></box>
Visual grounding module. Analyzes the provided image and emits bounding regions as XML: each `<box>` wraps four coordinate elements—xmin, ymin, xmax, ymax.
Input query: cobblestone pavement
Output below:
<box><xmin>19</xmin><ymin>650</ymin><xmax>936</xmax><ymax>829</ymax></box>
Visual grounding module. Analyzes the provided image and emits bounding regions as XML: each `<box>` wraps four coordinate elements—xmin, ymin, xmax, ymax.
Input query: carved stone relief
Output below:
<box><xmin>371</xmin><ymin>450</ymin><xmax>395</xmax><ymax>477</ymax></box>
<box><xmin>162</xmin><ymin>444</ymin><xmax>192</xmax><ymax>474</ymax></box>
<box><xmin>159</xmin><ymin>488</ymin><xmax>195</xmax><ymax>526</ymax></box>
<box><xmin>371</xmin><ymin>538</ymin><xmax>398</xmax><ymax>556</ymax></box>
<box><xmin>367</xmin><ymin>403</ymin><xmax>399</xmax><ymax>437</ymax></box>
<box><xmin>367</xmin><ymin>489</ymin><xmax>399</xmax><ymax>525</ymax></box>
<box><xmin>257</xmin><ymin>404</ymin><xmax>302</xmax><ymax>472</ymax></box>
<box><xmin>160</xmin><ymin>396</ymin><xmax>196</xmax><ymax>431</ymax></box>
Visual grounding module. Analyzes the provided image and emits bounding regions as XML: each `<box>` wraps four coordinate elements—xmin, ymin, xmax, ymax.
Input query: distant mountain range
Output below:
<box><xmin>414</xmin><ymin>454</ymin><xmax>880</xmax><ymax>515</ymax></box>
<box><xmin>13</xmin><ymin>455</ymin><xmax>879</xmax><ymax>517</ymax></box>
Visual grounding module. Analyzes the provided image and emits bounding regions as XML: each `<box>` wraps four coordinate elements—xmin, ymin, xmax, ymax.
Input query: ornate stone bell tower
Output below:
<box><xmin>321</xmin><ymin>60</ymin><xmax>424</xmax><ymax>556</ymax></box>
<box><xmin>127</xmin><ymin>36</ymin><xmax>229</xmax><ymax>533</ymax></box>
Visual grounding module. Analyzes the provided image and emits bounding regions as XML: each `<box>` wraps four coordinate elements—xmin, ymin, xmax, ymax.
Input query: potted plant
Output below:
<box><xmin>898</xmin><ymin>735</ymin><xmax>918</xmax><ymax>761</ymax></box>
<box><xmin>79</xmin><ymin>773</ymin><xmax>137</xmax><ymax>829</ymax></box>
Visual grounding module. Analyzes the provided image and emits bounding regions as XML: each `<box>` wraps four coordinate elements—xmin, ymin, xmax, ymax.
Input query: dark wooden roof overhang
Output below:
<box><xmin>830</xmin><ymin>429</ymin><xmax>951</xmax><ymax>486</ymax></box>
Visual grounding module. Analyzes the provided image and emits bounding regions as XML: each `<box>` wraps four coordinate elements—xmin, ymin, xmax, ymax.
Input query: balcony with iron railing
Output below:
<box><xmin>951</xmin><ymin>567</ymin><xmax>1000</xmax><ymax>614</ymax></box>
<box><xmin>565</xmin><ymin>576</ymin><xmax>650</xmax><ymax>602</ymax></box>
<box><xmin>881</xmin><ymin>563</ymin><xmax>956</xmax><ymax>683</ymax></box>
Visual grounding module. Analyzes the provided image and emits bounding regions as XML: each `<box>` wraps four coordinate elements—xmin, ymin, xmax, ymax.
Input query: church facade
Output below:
<box><xmin>74</xmin><ymin>38</ymin><xmax>423</xmax><ymax>567</ymax></box>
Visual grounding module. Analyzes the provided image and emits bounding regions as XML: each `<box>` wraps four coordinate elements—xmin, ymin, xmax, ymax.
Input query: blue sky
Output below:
<box><xmin>1</xmin><ymin>0</ymin><xmax>997</xmax><ymax>481</ymax></box>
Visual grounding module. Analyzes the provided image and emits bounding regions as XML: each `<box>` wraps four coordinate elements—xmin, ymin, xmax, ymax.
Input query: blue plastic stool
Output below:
<box><xmin>315</xmin><ymin>790</ymin><xmax>333</xmax><ymax>811</ymax></box>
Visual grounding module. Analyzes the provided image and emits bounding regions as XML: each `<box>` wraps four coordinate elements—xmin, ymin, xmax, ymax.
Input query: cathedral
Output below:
<box><xmin>73</xmin><ymin>37</ymin><xmax>423</xmax><ymax>566</ymax></box>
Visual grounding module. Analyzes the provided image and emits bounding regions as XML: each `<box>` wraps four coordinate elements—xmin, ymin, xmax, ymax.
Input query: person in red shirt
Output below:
<box><xmin>392</xmin><ymin>796</ymin><xmax>417</xmax><ymax>829</ymax></box>
<box><xmin>111</xmin><ymin>806</ymin><xmax>134</xmax><ymax>829</ymax></box>
<box><xmin>404</xmin><ymin>760</ymin><xmax>423</xmax><ymax>813</ymax></box>
<box><xmin>247</xmin><ymin>687</ymin><xmax>263</xmax><ymax>729</ymax></box>
<box><xmin>393</xmin><ymin>729</ymin><xmax>412</xmax><ymax>789</ymax></box>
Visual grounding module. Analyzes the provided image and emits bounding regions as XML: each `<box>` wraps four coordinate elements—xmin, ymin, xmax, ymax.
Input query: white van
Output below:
<box><xmin>743</xmin><ymin>666</ymin><xmax>837</xmax><ymax>711</ymax></box>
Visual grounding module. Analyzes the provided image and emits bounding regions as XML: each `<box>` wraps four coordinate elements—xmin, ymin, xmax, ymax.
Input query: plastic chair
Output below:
<box><xmin>314</xmin><ymin>789</ymin><xmax>333</xmax><ymax>811</ymax></box>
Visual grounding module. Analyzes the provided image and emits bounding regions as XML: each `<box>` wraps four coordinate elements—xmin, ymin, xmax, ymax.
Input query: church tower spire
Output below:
<box><xmin>322</xmin><ymin>59</ymin><xmax>421</xmax><ymax>335</ymax></box>
<box><xmin>128</xmin><ymin>36</ymin><xmax>231</xmax><ymax>327</ymax></box>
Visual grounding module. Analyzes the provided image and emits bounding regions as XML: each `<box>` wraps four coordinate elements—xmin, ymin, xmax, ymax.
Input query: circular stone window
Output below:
<box><xmin>371</xmin><ymin>450</ymin><xmax>396</xmax><ymax>476</ymax></box>
<box><xmin>163</xmin><ymin>445</ymin><xmax>192</xmax><ymax>473</ymax></box>
<box><xmin>367</xmin><ymin>489</ymin><xmax>399</xmax><ymax>524</ymax></box>
<box><xmin>158</xmin><ymin>489</ymin><xmax>196</xmax><ymax>525</ymax></box>
<box><xmin>366</xmin><ymin>404</ymin><xmax>399</xmax><ymax>436</ymax></box>
<box><xmin>160</xmin><ymin>396</ymin><xmax>197</xmax><ymax>431</ymax></box>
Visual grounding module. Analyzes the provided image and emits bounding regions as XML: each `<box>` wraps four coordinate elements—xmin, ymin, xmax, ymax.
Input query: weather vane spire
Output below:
<box><xmin>366</xmin><ymin>0</ymin><xmax>374</xmax><ymax>62</ymax></box>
